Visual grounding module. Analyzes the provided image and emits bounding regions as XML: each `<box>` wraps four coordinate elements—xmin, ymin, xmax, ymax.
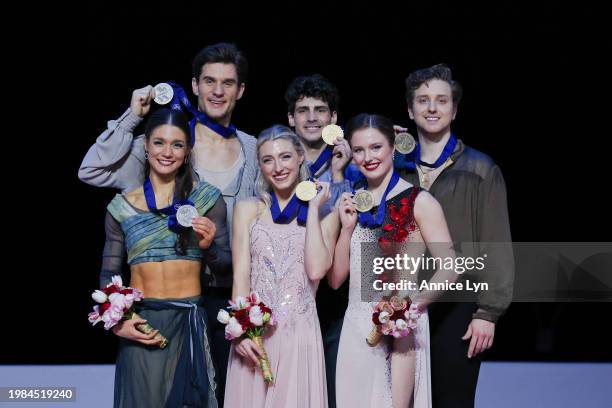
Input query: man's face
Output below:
<box><xmin>288</xmin><ymin>96</ymin><xmax>337</xmax><ymax>145</ymax></box>
<box><xmin>192</xmin><ymin>63</ymin><xmax>245</xmax><ymax>125</ymax></box>
<box><xmin>408</xmin><ymin>79</ymin><xmax>457</xmax><ymax>137</ymax></box>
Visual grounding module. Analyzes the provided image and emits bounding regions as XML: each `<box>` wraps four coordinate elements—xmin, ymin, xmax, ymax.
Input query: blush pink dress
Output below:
<box><xmin>224</xmin><ymin>217</ymin><xmax>328</xmax><ymax>408</ymax></box>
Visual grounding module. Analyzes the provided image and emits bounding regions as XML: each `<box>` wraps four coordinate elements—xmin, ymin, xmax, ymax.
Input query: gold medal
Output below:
<box><xmin>394</xmin><ymin>132</ymin><xmax>416</xmax><ymax>154</ymax></box>
<box><xmin>321</xmin><ymin>124</ymin><xmax>344</xmax><ymax>145</ymax></box>
<box><xmin>295</xmin><ymin>180</ymin><xmax>318</xmax><ymax>201</ymax></box>
<box><xmin>353</xmin><ymin>189</ymin><xmax>375</xmax><ymax>212</ymax></box>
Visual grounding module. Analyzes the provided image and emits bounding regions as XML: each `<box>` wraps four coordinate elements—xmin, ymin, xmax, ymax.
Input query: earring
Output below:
<box><xmin>144</xmin><ymin>151</ymin><xmax>149</xmax><ymax>159</ymax></box>
<box><xmin>184</xmin><ymin>155</ymin><xmax>190</xmax><ymax>164</ymax></box>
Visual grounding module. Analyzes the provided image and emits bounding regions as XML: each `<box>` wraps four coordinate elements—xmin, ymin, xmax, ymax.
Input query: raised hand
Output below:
<box><xmin>130</xmin><ymin>85</ymin><xmax>155</xmax><ymax>118</ymax></box>
<box><xmin>331</xmin><ymin>136</ymin><xmax>352</xmax><ymax>181</ymax></box>
<box><xmin>309</xmin><ymin>181</ymin><xmax>331</xmax><ymax>210</ymax></box>
<box><xmin>338</xmin><ymin>192</ymin><xmax>358</xmax><ymax>232</ymax></box>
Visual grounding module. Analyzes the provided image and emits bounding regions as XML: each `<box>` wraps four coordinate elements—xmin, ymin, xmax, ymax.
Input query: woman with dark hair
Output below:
<box><xmin>101</xmin><ymin>108</ymin><xmax>230</xmax><ymax>407</ymax></box>
<box><xmin>330</xmin><ymin>114</ymin><xmax>456</xmax><ymax>407</ymax></box>
<box><xmin>224</xmin><ymin>125</ymin><xmax>339</xmax><ymax>407</ymax></box>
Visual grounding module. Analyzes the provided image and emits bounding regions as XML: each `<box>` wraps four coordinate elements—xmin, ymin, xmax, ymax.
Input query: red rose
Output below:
<box><xmin>391</xmin><ymin>310</ymin><xmax>405</xmax><ymax>320</ymax></box>
<box><xmin>372</xmin><ymin>312</ymin><xmax>381</xmax><ymax>325</ymax></box>
<box><xmin>120</xmin><ymin>289</ymin><xmax>132</xmax><ymax>295</ymax></box>
<box><xmin>99</xmin><ymin>302</ymin><xmax>111</xmax><ymax>314</ymax></box>
<box><xmin>400</xmin><ymin>198</ymin><xmax>409</xmax><ymax>205</ymax></box>
<box><xmin>383</xmin><ymin>223</ymin><xmax>394</xmax><ymax>231</ymax></box>
<box><xmin>234</xmin><ymin>309</ymin><xmax>253</xmax><ymax>329</ymax></box>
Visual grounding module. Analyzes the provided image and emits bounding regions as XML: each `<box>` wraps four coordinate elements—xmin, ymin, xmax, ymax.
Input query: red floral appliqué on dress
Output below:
<box><xmin>378</xmin><ymin>188</ymin><xmax>420</xmax><ymax>246</ymax></box>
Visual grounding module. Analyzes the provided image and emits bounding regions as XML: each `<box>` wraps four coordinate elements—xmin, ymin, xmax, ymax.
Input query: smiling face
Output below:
<box><xmin>192</xmin><ymin>62</ymin><xmax>245</xmax><ymax>125</ymax></box>
<box><xmin>408</xmin><ymin>79</ymin><xmax>457</xmax><ymax>138</ymax></box>
<box><xmin>258</xmin><ymin>138</ymin><xmax>304</xmax><ymax>194</ymax></box>
<box><xmin>350</xmin><ymin>127</ymin><xmax>395</xmax><ymax>182</ymax></box>
<box><xmin>288</xmin><ymin>96</ymin><xmax>337</xmax><ymax>145</ymax></box>
<box><xmin>145</xmin><ymin>125</ymin><xmax>189</xmax><ymax>178</ymax></box>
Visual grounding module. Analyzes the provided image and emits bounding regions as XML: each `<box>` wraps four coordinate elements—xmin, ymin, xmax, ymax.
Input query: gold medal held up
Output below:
<box><xmin>295</xmin><ymin>180</ymin><xmax>318</xmax><ymax>201</ymax></box>
<box><xmin>322</xmin><ymin>124</ymin><xmax>344</xmax><ymax>145</ymax></box>
<box><xmin>353</xmin><ymin>190</ymin><xmax>375</xmax><ymax>212</ymax></box>
<box><xmin>394</xmin><ymin>132</ymin><xmax>416</xmax><ymax>154</ymax></box>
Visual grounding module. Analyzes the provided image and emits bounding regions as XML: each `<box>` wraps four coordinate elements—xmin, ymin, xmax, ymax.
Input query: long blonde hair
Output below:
<box><xmin>256</xmin><ymin>125</ymin><xmax>311</xmax><ymax>207</ymax></box>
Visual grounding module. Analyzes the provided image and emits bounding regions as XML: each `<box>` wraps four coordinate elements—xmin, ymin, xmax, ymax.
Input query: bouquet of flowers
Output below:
<box><xmin>217</xmin><ymin>292</ymin><xmax>276</xmax><ymax>382</ymax></box>
<box><xmin>367</xmin><ymin>296</ymin><xmax>421</xmax><ymax>346</ymax></box>
<box><xmin>88</xmin><ymin>275</ymin><xmax>168</xmax><ymax>348</ymax></box>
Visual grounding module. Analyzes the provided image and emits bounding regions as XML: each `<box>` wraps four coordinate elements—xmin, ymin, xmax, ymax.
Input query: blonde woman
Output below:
<box><xmin>224</xmin><ymin>125</ymin><xmax>339</xmax><ymax>408</ymax></box>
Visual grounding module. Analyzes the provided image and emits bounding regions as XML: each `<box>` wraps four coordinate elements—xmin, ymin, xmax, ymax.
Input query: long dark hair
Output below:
<box><xmin>144</xmin><ymin>108</ymin><xmax>194</xmax><ymax>254</ymax></box>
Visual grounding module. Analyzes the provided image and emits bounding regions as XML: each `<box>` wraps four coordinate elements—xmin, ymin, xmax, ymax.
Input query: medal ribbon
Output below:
<box><xmin>397</xmin><ymin>134</ymin><xmax>457</xmax><ymax>170</ymax></box>
<box><xmin>356</xmin><ymin>171</ymin><xmax>400</xmax><ymax>228</ymax></box>
<box><xmin>166</xmin><ymin>82</ymin><xmax>237</xmax><ymax>143</ymax></box>
<box><xmin>143</xmin><ymin>177</ymin><xmax>194</xmax><ymax>233</ymax></box>
<box><xmin>308</xmin><ymin>146</ymin><xmax>334</xmax><ymax>177</ymax></box>
<box><xmin>270</xmin><ymin>191</ymin><xmax>308</xmax><ymax>225</ymax></box>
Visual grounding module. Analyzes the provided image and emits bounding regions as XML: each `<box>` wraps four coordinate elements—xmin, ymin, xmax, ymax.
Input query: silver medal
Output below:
<box><xmin>154</xmin><ymin>83</ymin><xmax>174</xmax><ymax>105</ymax></box>
<box><xmin>176</xmin><ymin>204</ymin><xmax>199</xmax><ymax>227</ymax></box>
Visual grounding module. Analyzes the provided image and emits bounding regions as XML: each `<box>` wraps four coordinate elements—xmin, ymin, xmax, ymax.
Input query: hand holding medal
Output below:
<box><xmin>338</xmin><ymin>192</ymin><xmax>358</xmax><ymax>232</ymax></box>
<box><xmin>176</xmin><ymin>203</ymin><xmax>199</xmax><ymax>227</ymax></box>
<box><xmin>130</xmin><ymin>85</ymin><xmax>155</xmax><ymax>118</ymax></box>
<box><xmin>353</xmin><ymin>189</ymin><xmax>375</xmax><ymax>212</ymax></box>
<box><xmin>307</xmin><ymin>181</ymin><xmax>331</xmax><ymax>210</ymax></box>
<box><xmin>295</xmin><ymin>180</ymin><xmax>318</xmax><ymax>201</ymax></box>
<box><xmin>321</xmin><ymin>124</ymin><xmax>344</xmax><ymax>145</ymax></box>
<box><xmin>295</xmin><ymin>179</ymin><xmax>331</xmax><ymax>210</ymax></box>
<box><xmin>192</xmin><ymin>216</ymin><xmax>217</xmax><ymax>250</ymax></box>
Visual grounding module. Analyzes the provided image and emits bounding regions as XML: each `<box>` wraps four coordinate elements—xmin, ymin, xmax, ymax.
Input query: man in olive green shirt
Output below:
<box><xmin>397</xmin><ymin>64</ymin><xmax>514</xmax><ymax>408</ymax></box>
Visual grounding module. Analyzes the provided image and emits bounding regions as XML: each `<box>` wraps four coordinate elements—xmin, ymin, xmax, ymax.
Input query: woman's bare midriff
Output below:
<box><xmin>130</xmin><ymin>259</ymin><xmax>201</xmax><ymax>299</ymax></box>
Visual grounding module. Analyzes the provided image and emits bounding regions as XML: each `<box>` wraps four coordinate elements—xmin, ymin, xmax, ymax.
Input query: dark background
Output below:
<box><xmin>7</xmin><ymin>1</ymin><xmax>610</xmax><ymax>364</ymax></box>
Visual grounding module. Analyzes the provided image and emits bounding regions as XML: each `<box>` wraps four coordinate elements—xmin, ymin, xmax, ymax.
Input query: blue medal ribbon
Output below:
<box><xmin>344</xmin><ymin>164</ymin><xmax>365</xmax><ymax>187</ymax></box>
<box><xmin>166</xmin><ymin>82</ymin><xmax>237</xmax><ymax>143</ymax></box>
<box><xmin>143</xmin><ymin>177</ymin><xmax>195</xmax><ymax>233</ymax></box>
<box><xmin>308</xmin><ymin>146</ymin><xmax>334</xmax><ymax>177</ymax></box>
<box><xmin>270</xmin><ymin>191</ymin><xmax>308</xmax><ymax>225</ymax></box>
<box><xmin>396</xmin><ymin>134</ymin><xmax>458</xmax><ymax>170</ymax></box>
<box><xmin>356</xmin><ymin>171</ymin><xmax>400</xmax><ymax>228</ymax></box>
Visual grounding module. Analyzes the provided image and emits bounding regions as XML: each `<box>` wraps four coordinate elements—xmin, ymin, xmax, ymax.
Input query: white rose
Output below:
<box><xmin>217</xmin><ymin>309</ymin><xmax>231</xmax><ymax>324</ymax></box>
<box><xmin>378</xmin><ymin>311</ymin><xmax>390</xmax><ymax>324</ymax></box>
<box><xmin>111</xmin><ymin>275</ymin><xmax>123</xmax><ymax>288</ymax></box>
<box><xmin>395</xmin><ymin>319</ymin><xmax>408</xmax><ymax>331</ymax></box>
<box><xmin>91</xmin><ymin>290</ymin><xmax>108</xmax><ymax>304</ymax></box>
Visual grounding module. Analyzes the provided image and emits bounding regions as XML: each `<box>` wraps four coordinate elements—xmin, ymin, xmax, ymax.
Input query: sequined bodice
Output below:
<box><xmin>249</xmin><ymin>218</ymin><xmax>318</xmax><ymax>330</ymax></box>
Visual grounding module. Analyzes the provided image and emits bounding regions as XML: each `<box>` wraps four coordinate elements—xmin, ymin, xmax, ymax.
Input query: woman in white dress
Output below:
<box><xmin>330</xmin><ymin>114</ymin><xmax>457</xmax><ymax>408</ymax></box>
